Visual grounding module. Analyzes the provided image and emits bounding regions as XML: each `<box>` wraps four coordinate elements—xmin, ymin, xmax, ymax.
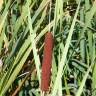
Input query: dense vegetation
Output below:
<box><xmin>0</xmin><ymin>0</ymin><xmax>96</xmax><ymax>96</ymax></box>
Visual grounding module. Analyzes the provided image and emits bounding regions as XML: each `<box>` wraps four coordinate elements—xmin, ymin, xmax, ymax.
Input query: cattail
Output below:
<box><xmin>41</xmin><ymin>32</ymin><xmax>53</xmax><ymax>92</ymax></box>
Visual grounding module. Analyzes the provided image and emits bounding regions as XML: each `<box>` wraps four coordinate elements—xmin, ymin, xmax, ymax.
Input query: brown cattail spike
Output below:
<box><xmin>41</xmin><ymin>32</ymin><xmax>53</xmax><ymax>92</ymax></box>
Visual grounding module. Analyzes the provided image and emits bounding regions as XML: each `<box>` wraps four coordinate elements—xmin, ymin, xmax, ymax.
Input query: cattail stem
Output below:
<box><xmin>41</xmin><ymin>32</ymin><xmax>53</xmax><ymax>92</ymax></box>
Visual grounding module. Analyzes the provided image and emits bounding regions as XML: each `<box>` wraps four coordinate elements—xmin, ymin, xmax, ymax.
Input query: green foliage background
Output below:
<box><xmin>0</xmin><ymin>0</ymin><xmax>96</xmax><ymax>96</ymax></box>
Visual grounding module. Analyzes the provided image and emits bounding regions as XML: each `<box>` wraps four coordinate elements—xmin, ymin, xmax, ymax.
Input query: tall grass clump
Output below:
<box><xmin>0</xmin><ymin>0</ymin><xmax>96</xmax><ymax>96</ymax></box>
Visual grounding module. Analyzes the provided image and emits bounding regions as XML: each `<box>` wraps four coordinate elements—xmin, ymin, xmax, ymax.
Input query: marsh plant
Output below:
<box><xmin>0</xmin><ymin>0</ymin><xmax>96</xmax><ymax>96</ymax></box>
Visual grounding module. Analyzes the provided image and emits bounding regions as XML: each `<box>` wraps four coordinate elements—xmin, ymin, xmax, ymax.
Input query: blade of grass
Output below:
<box><xmin>51</xmin><ymin>2</ymin><xmax>80</xmax><ymax>96</ymax></box>
<box><xmin>85</xmin><ymin>0</ymin><xmax>93</xmax><ymax>64</ymax></box>
<box><xmin>27</xmin><ymin>0</ymin><xmax>41</xmax><ymax>83</ymax></box>
<box><xmin>0</xmin><ymin>12</ymin><xmax>8</xmax><ymax>35</ymax></box>
<box><xmin>0</xmin><ymin>0</ymin><xmax>3</xmax><ymax>11</ymax></box>
<box><xmin>80</xmin><ymin>0</ymin><xmax>85</xmax><ymax>63</ymax></box>
<box><xmin>0</xmin><ymin>45</ymin><xmax>32</xmax><ymax>96</ymax></box>
<box><xmin>76</xmin><ymin>63</ymin><xmax>94</xmax><ymax>96</ymax></box>
<box><xmin>10</xmin><ymin>0</ymin><xmax>50</xmax><ymax>45</ymax></box>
